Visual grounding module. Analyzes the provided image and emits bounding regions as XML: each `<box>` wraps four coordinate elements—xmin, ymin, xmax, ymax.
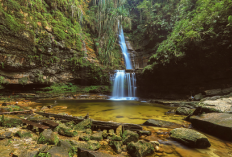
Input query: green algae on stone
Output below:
<box><xmin>111</xmin><ymin>134</ymin><xmax>122</xmax><ymax>141</ymax></box>
<box><xmin>122</xmin><ymin>130</ymin><xmax>139</xmax><ymax>145</ymax></box>
<box><xmin>109</xmin><ymin>141</ymin><xmax>123</xmax><ymax>154</ymax></box>
<box><xmin>90</xmin><ymin>132</ymin><xmax>103</xmax><ymax>141</ymax></box>
<box><xmin>38</xmin><ymin>129</ymin><xmax>59</xmax><ymax>145</ymax></box>
<box><xmin>73</xmin><ymin>119</ymin><xmax>92</xmax><ymax>131</ymax></box>
<box><xmin>57</xmin><ymin>124</ymin><xmax>78</xmax><ymax>137</ymax></box>
<box><xmin>170</xmin><ymin>128</ymin><xmax>211</xmax><ymax>148</ymax></box>
<box><xmin>15</xmin><ymin>130</ymin><xmax>32</xmax><ymax>138</ymax></box>
<box><xmin>127</xmin><ymin>140</ymin><xmax>154</xmax><ymax>157</ymax></box>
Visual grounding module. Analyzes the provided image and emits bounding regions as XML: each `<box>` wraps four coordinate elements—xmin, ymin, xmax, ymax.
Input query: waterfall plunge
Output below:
<box><xmin>110</xmin><ymin>26</ymin><xmax>137</xmax><ymax>100</ymax></box>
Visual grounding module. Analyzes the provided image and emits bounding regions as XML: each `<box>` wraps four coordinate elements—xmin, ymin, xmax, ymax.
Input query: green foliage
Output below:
<box><xmin>229</xmin><ymin>15</ymin><xmax>232</xmax><ymax>24</ymax></box>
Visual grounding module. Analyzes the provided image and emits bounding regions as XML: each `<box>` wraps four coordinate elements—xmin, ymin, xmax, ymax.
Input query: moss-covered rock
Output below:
<box><xmin>73</xmin><ymin>119</ymin><xmax>92</xmax><ymax>131</ymax></box>
<box><xmin>170</xmin><ymin>128</ymin><xmax>211</xmax><ymax>148</ymax></box>
<box><xmin>122</xmin><ymin>130</ymin><xmax>139</xmax><ymax>145</ymax></box>
<box><xmin>38</xmin><ymin>129</ymin><xmax>59</xmax><ymax>145</ymax></box>
<box><xmin>176</xmin><ymin>107</ymin><xmax>195</xmax><ymax>115</ymax></box>
<box><xmin>90</xmin><ymin>132</ymin><xmax>103</xmax><ymax>141</ymax></box>
<box><xmin>15</xmin><ymin>130</ymin><xmax>32</xmax><ymax>138</ymax></box>
<box><xmin>57</xmin><ymin>124</ymin><xmax>78</xmax><ymax>137</ymax></box>
<box><xmin>79</xmin><ymin>134</ymin><xmax>90</xmax><ymax>141</ymax></box>
<box><xmin>1</xmin><ymin>117</ymin><xmax>22</xmax><ymax>127</ymax></box>
<box><xmin>111</xmin><ymin>134</ymin><xmax>122</xmax><ymax>141</ymax></box>
<box><xmin>127</xmin><ymin>140</ymin><xmax>154</xmax><ymax>157</ymax></box>
<box><xmin>102</xmin><ymin>129</ymin><xmax>108</xmax><ymax>138</ymax></box>
<box><xmin>57</xmin><ymin>140</ymin><xmax>76</xmax><ymax>157</ymax></box>
<box><xmin>109</xmin><ymin>129</ymin><xmax>115</xmax><ymax>136</ymax></box>
<box><xmin>116</xmin><ymin>125</ymin><xmax>123</xmax><ymax>137</ymax></box>
<box><xmin>109</xmin><ymin>141</ymin><xmax>123</xmax><ymax>154</ymax></box>
<box><xmin>70</xmin><ymin>140</ymin><xmax>101</xmax><ymax>151</ymax></box>
<box><xmin>85</xmin><ymin>129</ymin><xmax>92</xmax><ymax>135</ymax></box>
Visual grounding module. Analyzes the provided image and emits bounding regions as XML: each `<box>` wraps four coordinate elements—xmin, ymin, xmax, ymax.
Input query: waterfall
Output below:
<box><xmin>110</xmin><ymin>25</ymin><xmax>137</xmax><ymax>100</ymax></box>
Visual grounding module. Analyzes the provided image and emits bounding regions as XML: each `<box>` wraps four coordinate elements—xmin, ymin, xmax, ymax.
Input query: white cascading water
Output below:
<box><xmin>110</xmin><ymin>25</ymin><xmax>137</xmax><ymax>100</ymax></box>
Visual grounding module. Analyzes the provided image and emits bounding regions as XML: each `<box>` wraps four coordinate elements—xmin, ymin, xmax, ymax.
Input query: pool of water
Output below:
<box><xmin>32</xmin><ymin>100</ymin><xmax>232</xmax><ymax>157</ymax></box>
<box><xmin>34</xmin><ymin>100</ymin><xmax>186</xmax><ymax>125</ymax></box>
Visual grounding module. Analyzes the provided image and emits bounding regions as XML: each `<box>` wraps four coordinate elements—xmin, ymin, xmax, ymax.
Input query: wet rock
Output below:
<box><xmin>74</xmin><ymin>119</ymin><xmax>92</xmax><ymax>131</ymax></box>
<box><xmin>47</xmin><ymin>146</ymin><xmax>70</xmax><ymax>157</ymax></box>
<box><xmin>18</xmin><ymin>144</ymin><xmax>47</xmax><ymax>157</ymax></box>
<box><xmin>176</xmin><ymin>107</ymin><xmax>194</xmax><ymax>115</ymax></box>
<box><xmin>170</xmin><ymin>128</ymin><xmax>211</xmax><ymax>148</ymax></box>
<box><xmin>85</xmin><ymin>128</ymin><xmax>92</xmax><ymax>134</ymax></box>
<box><xmin>190</xmin><ymin>113</ymin><xmax>232</xmax><ymax>140</ymax></box>
<box><xmin>1</xmin><ymin>117</ymin><xmax>22</xmax><ymax>127</ymax></box>
<box><xmin>70</xmin><ymin>140</ymin><xmax>101</xmax><ymax>151</ymax></box>
<box><xmin>57</xmin><ymin>123</ymin><xmax>78</xmax><ymax>137</ymax></box>
<box><xmin>198</xmin><ymin>97</ymin><xmax>232</xmax><ymax>112</ymax></box>
<box><xmin>127</xmin><ymin>140</ymin><xmax>154</xmax><ymax>157</ymax></box>
<box><xmin>109</xmin><ymin>129</ymin><xmax>115</xmax><ymax>136</ymax></box>
<box><xmin>137</xmin><ymin>130</ymin><xmax>151</xmax><ymax>136</ymax></box>
<box><xmin>57</xmin><ymin>140</ymin><xmax>75</xmax><ymax>156</ymax></box>
<box><xmin>0</xmin><ymin>131</ymin><xmax>13</xmax><ymax>139</ymax></box>
<box><xmin>37</xmin><ymin>129</ymin><xmax>59</xmax><ymax>145</ymax></box>
<box><xmin>79</xmin><ymin>134</ymin><xmax>91</xmax><ymax>141</ymax></box>
<box><xmin>111</xmin><ymin>134</ymin><xmax>122</xmax><ymax>141</ymax></box>
<box><xmin>116</xmin><ymin>125</ymin><xmax>123</xmax><ymax>137</ymax></box>
<box><xmin>109</xmin><ymin>141</ymin><xmax>123</xmax><ymax>154</ymax></box>
<box><xmin>122</xmin><ymin>130</ymin><xmax>139</xmax><ymax>145</ymax></box>
<box><xmin>15</xmin><ymin>130</ymin><xmax>32</xmax><ymax>138</ymax></box>
<box><xmin>102</xmin><ymin>129</ymin><xmax>108</xmax><ymax>138</ymax></box>
<box><xmin>143</xmin><ymin>119</ymin><xmax>182</xmax><ymax>128</ymax></box>
<box><xmin>90</xmin><ymin>132</ymin><xmax>103</xmax><ymax>141</ymax></box>
<box><xmin>78</xmin><ymin>147</ymin><xmax>114</xmax><ymax>157</ymax></box>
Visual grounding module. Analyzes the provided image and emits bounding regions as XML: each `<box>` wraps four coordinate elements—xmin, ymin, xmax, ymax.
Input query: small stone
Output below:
<box><xmin>150</xmin><ymin>141</ymin><xmax>160</xmax><ymax>146</ymax></box>
<box><xmin>0</xmin><ymin>131</ymin><xmax>13</xmax><ymax>139</ymax></box>
<box><xmin>79</xmin><ymin>135</ymin><xmax>90</xmax><ymax>141</ymax></box>
<box><xmin>138</xmin><ymin>130</ymin><xmax>151</xmax><ymax>136</ymax></box>
<box><xmin>122</xmin><ymin>145</ymin><xmax>127</xmax><ymax>151</ymax></box>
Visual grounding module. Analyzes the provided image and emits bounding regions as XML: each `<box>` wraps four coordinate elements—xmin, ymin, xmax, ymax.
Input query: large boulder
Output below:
<box><xmin>57</xmin><ymin>124</ymin><xmax>78</xmax><ymax>137</ymax></box>
<box><xmin>127</xmin><ymin>140</ymin><xmax>154</xmax><ymax>157</ymax></box>
<box><xmin>74</xmin><ymin>119</ymin><xmax>92</xmax><ymax>131</ymax></box>
<box><xmin>190</xmin><ymin>113</ymin><xmax>232</xmax><ymax>140</ymax></box>
<box><xmin>37</xmin><ymin>129</ymin><xmax>59</xmax><ymax>145</ymax></box>
<box><xmin>170</xmin><ymin>128</ymin><xmax>211</xmax><ymax>148</ymax></box>
<box><xmin>198</xmin><ymin>97</ymin><xmax>232</xmax><ymax>112</ymax></box>
<box><xmin>122</xmin><ymin>130</ymin><xmax>139</xmax><ymax>145</ymax></box>
<box><xmin>143</xmin><ymin>119</ymin><xmax>182</xmax><ymax>128</ymax></box>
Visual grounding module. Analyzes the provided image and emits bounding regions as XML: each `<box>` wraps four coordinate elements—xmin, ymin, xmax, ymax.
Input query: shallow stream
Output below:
<box><xmin>33</xmin><ymin>100</ymin><xmax>232</xmax><ymax>157</ymax></box>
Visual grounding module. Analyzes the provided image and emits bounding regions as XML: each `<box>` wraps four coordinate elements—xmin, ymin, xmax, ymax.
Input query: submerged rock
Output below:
<box><xmin>143</xmin><ymin>119</ymin><xmax>182</xmax><ymax>128</ymax></box>
<box><xmin>122</xmin><ymin>130</ymin><xmax>139</xmax><ymax>145</ymax></box>
<box><xmin>37</xmin><ymin>129</ymin><xmax>59</xmax><ymax>145</ymax></box>
<box><xmin>190</xmin><ymin>113</ymin><xmax>232</xmax><ymax>140</ymax></box>
<box><xmin>170</xmin><ymin>128</ymin><xmax>211</xmax><ymax>148</ymax></box>
<box><xmin>127</xmin><ymin>140</ymin><xmax>154</xmax><ymax>157</ymax></box>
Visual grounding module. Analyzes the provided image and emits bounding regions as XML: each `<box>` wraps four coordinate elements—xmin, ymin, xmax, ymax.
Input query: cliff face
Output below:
<box><xmin>0</xmin><ymin>0</ymin><xmax>113</xmax><ymax>90</ymax></box>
